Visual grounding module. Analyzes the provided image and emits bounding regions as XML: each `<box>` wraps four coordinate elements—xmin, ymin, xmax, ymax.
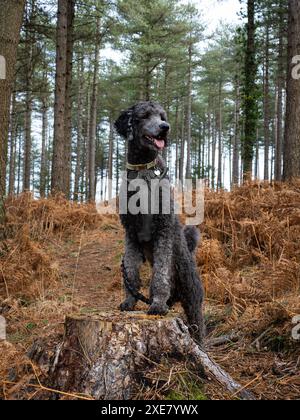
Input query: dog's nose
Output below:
<box><xmin>160</xmin><ymin>122</ymin><xmax>170</xmax><ymax>132</ymax></box>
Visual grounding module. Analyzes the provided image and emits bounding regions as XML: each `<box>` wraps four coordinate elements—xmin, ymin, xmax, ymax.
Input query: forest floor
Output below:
<box><xmin>0</xmin><ymin>184</ymin><xmax>299</xmax><ymax>400</ymax></box>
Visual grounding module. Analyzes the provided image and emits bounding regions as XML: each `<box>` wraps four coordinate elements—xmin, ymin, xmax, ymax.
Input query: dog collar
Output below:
<box><xmin>126</xmin><ymin>159</ymin><xmax>157</xmax><ymax>171</ymax></box>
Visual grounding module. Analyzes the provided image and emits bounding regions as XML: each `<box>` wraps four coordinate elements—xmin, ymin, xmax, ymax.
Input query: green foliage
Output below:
<box><xmin>165</xmin><ymin>374</ymin><xmax>207</xmax><ymax>401</ymax></box>
<box><xmin>116</xmin><ymin>0</ymin><xmax>201</xmax><ymax>101</ymax></box>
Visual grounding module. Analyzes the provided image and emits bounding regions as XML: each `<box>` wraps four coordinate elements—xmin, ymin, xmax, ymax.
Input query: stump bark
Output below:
<box><xmin>30</xmin><ymin>311</ymin><xmax>255</xmax><ymax>400</ymax></box>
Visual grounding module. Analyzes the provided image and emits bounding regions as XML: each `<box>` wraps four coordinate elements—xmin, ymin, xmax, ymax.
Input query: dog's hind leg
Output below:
<box><xmin>120</xmin><ymin>234</ymin><xmax>144</xmax><ymax>312</ymax></box>
<box><xmin>180</xmin><ymin>269</ymin><xmax>205</xmax><ymax>345</ymax></box>
<box><xmin>181</xmin><ymin>283</ymin><xmax>205</xmax><ymax>345</ymax></box>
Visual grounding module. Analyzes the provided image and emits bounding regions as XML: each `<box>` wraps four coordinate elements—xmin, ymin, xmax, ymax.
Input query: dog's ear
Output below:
<box><xmin>114</xmin><ymin>108</ymin><xmax>133</xmax><ymax>140</ymax></box>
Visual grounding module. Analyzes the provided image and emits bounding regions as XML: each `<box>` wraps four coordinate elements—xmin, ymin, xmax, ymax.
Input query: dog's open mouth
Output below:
<box><xmin>145</xmin><ymin>135</ymin><xmax>166</xmax><ymax>151</ymax></box>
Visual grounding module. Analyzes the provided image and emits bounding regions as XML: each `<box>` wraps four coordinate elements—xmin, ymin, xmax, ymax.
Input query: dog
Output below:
<box><xmin>115</xmin><ymin>101</ymin><xmax>205</xmax><ymax>344</ymax></box>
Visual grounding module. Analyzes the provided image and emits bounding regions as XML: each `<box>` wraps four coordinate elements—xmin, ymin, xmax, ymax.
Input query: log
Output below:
<box><xmin>30</xmin><ymin>311</ymin><xmax>255</xmax><ymax>400</ymax></box>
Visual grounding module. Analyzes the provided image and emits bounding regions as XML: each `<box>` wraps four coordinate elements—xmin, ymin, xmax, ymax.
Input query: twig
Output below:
<box><xmin>207</xmin><ymin>334</ymin><xmax>239</xmax><ymax>348</ymax></box>
<box><xmin>230</xmin><ymin>374</ymin><xmax>262</xmax><ymax>399</ymax></box>
<box><xmin>250</xmin><ymin>328</ymin><xmax>273</xmax><ymax>351</ymax></box>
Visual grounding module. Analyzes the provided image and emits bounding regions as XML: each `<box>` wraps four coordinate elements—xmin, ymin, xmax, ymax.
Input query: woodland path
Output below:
<box><xmin>56</xmin><ymin>221</ymin><xmax>156</xmax><ymax>316</ymax></box>
<box><xmin>57</xmin><ymin>225</ymin><xmax>125</xmax><ymax>313</ymax></box>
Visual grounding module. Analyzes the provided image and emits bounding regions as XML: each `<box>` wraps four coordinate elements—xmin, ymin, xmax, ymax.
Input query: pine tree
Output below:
<box><xmin>283</xmin><ymin>0</ymin><xmax>300</xmax><ymax>180</ymax></box>
<box><xmin>242</xmin><ymin>0</ymin><xmax>258</xmax><ymax>179</ymax></box>
<box><xmin>51</xmin><ymin>0</ymin><xmax>75</xmax><ymax>196</ymax></box>
<box><xmin>0</xmin><ymin>0</ymin><xmax>25</xmax><ymax>224</ymax></box>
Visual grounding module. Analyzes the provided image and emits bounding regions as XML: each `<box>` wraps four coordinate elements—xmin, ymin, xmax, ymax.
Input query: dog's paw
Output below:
<box><xmin>148</xmin><ymin>303</ymin><xmax>169</xmax><ymax>316</ymax></box>
<box><xmin>120</xmin><ymin>299</ymin><xmax>136</xmax><ymax>312</ymax></box>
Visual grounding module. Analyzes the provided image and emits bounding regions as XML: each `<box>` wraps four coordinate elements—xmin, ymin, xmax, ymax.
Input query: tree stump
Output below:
<box><xmin>30</xmin><ymin>311</ymin><xmax>255</xmax><ymax>400</ymax></box>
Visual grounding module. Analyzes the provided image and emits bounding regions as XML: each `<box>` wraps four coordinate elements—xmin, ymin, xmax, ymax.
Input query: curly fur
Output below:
<box><xmin>183</xmin><ymin>225</ymin><xmax>201</xmax><ymax>254</ymax></box>
<box><xmin>115</xmin><ymin>101</ymin><xmax>205</xmax><ymax>344</ymax></box>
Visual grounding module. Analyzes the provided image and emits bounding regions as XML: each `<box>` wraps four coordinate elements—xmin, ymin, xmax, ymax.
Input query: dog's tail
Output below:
<box><xmin>183</xmin><ymin>225</ymin><xmax>200</xmax><ymax>254</ymax></box>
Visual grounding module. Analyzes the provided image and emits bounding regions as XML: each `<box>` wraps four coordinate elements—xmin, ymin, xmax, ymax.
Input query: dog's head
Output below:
<box><xmin>115</xmin><ymin>101</ymin><xmax>170</xmax><ymax>152</ymax></box>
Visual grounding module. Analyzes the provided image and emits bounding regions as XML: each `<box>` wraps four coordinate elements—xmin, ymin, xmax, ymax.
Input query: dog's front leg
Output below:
<box><xmin>148</xmin><ymin>235</ymin><xmax>173</xmax><ymax>316</ymax></box>
<box><xmin>120</xmin><ymin>234</ymin><xmax>144</xmax><ymax>312</ymax></box>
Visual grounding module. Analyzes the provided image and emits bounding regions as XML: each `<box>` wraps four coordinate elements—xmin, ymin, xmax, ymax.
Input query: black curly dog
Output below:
<box><xmin>115</xmin><ymin>101</ymin><xmax>205</xmax><ymax>344</ymax></box>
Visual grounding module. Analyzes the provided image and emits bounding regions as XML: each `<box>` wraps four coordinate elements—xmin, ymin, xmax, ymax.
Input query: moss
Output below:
<box><xmin>165</xmin><ymin>376</ymin><xmax>208</xmax><ymax>401</ymax></box>
<box><xmin>166</xmin><ymin>388</ymin><xmax>207</xmax><ymax>401</ymax></box>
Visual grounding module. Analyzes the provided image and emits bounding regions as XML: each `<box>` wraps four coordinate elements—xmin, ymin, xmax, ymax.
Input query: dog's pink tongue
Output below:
<box><xmin>154</xmin><ymin>139</ymin><xmax>165</xmax><ymax>150</ymax></box>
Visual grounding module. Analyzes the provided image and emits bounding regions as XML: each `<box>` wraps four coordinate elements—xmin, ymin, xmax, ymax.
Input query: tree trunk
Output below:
<box><xmin>23</xmin><ymin>79</ymin><xmax>32</xmax><ymax>191</ymax></box>
<box><xmin>263</xmin><ymin>23</ymin><xmax>270</xmax><ymax>181</ymax></box>
<box><xmin>179</xmin><ymin>101</ymin><xmax>185</xmax><ymax>185</ymax></box>
<box><xmin>88</xmin><ymin>15</ymin><xmax>101</xmax><ymax>202</ymax></box>
<box><xmin>100</xmin><ymin>155</ymin><xmax>104</xmax><ymax>202</ymax></box>
<box><xmin>174</xmin><ymin>99</ymin><xmax>179</xmax><ymax>181</ymax></box>
<box><xmin>8</xmin><ymin>92</ymin><xmax>17</xmax><ymax>195</ymax></box>
<box><xmin>211</xmin><ymin>112</ymin><xmax>217</xmax><ymax>190</ymax></box>
<box><xmin>23</xmin><ymin>0</ymin><xmax>35</xmax><ymax>192</ymax></box>
<box><xmin>116</xmin><ymin>137</ymin><xmax>120</xmax><ymax>196</ymax></box>
<box><xmin>255</xmin><ymin>128</ymin><xmax>259</xmax><ymax>179</ymax></box>
<box><xmin>270</xmin><ymin>133</ymin><xmax>275</xmax><ymax>181</ymax></box>
<box><xmin>275</xmin><ymin>2</ymin><xmax>285</xmax><ymax>181</ymax></box>
<box><xmin>201</xmin><ymin>123</ymin><xmax>206</xmax><ymax>178</ymax></box>
<box><xmin>40</xmin><ymin>97</ymin><xmax>48</xmax><ymax>198</ymax></box>
<box><xmin>0</xmin><ymin>0</ymin><xmax>24</xmax><ymax>226</ymax></box>
<box><xmin>51</xmin><ymin>0</ymin><xmax>68</xmax><ymax>194</ymax></box>
<box><xmin>207</xmin><ymin>111</ymin><xmax>211</xmax><ymax>185</ymax></box>
<box><xmin>232</xmin><ymin>78</ymin><xmax>240</xmax><ymax>187</ymax></box>
<box><xmin>74</xmin><ymin>51</ymin><xmax>84</xmax><ymax>202</ymax></box>
<box><xmin>228</xmin><ymin>135</ymin><xmax>232</xmax><ymax>187</ymax></box>
<box><xmin>163</xmin><ymin>59</ymin><xmax>169</xmax><ymax>111</ymax></box>
<box><xmin>30</xmin><ymin>312</ymin><xmax>255</xmax><ymax>401</ymax></box>
<box><xmin>17</xmin><ymin>132</ymin><xmax>22</xmax><ymax>195</ymax></box>
<box><xmin>85</xmin><ymin>79</ymin><xmax>91</xmax><ymax>202</ymax></box>
<box><xmin>217</xmin><ymin>81</ymin><xmax>223</xmax><ymax>190</ymax></box>
<box><xmin>283</xmin><ymin>0</ymin><xmax>300</xmax><ymax>180</ymax></box>
<box><xmin>63</xmin><ymin>0</ymin><xmax>75</xmax><ymax>199</ymax></box>
<box><xmin>185</xmin><ymin>43</ymin><xmax>193</xmax><ymax>180</ymax></box>
<box><xmin>108</xmin><ymin>116</ymin><xmax>114</xmax><ymax>201</ymax></box>
<box><xmin>243</xmin><ymin>0</ymin><xmax>257</xmax><ymax>180</ymax></box>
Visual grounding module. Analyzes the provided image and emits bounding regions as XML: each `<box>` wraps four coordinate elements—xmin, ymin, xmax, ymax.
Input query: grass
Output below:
<box><xmin>166</xmin><ymin>385</ymin><xmax>207</xmax><ymax>401</ymax></box>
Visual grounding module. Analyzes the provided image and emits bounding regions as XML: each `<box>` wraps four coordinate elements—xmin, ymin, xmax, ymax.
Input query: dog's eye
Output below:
<box><xmin>161</xmin><ymin>114</ymin><xmax>167</xmax><ymax>121</ymax></box>
<box><xmin>142</xmin><ymin>113</ymin><xmax>150</xmax><ymax>119</ymax></box>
